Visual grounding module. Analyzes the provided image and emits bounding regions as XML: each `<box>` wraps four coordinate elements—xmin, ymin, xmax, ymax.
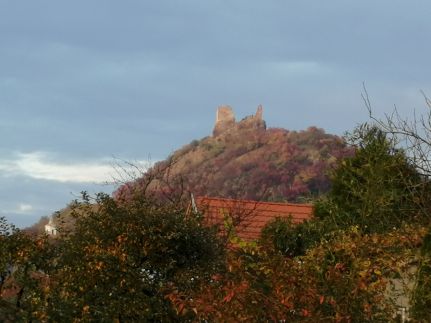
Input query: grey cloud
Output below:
<box><xmin>1</xmin><ymin>0</ymin><xmax>430</xmax><ymax>226</ymax></box>
<box><xmin>0</xmin><ymin>173</ymin><xmax>114</xmax><ymax>228</ymax></box>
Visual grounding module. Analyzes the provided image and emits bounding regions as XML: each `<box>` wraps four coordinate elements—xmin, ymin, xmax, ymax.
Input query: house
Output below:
<box><xmin>193</xmin><ymin>196</ymin><xmax>313</xmax><ymax>240</ymax></box>
<box><xmin>44</xmin><ymin>216</ymin><xmax>58</xmax><ymax>236</ymax></box>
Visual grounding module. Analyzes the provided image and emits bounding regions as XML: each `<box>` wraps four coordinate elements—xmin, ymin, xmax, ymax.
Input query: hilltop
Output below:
<box><xmin>116</xmin><ymin>105</ymin><xmax>353</xmax><ymax>202</ymax></box>
<box><xmin>11</xmin><ymin>106</ymin><xmax>431</xmax><ymax>322</ymax></box>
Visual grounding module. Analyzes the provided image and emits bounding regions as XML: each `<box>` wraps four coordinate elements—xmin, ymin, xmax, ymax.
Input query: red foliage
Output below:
<box><xmin>115</xmin><ymin>126</ymin><xmax>354</xmax><ymax>203</ymax></box>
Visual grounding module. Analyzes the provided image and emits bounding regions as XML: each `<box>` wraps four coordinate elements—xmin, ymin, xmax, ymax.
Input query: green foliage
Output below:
<box><xmin>411</xmin><ymin>228</ymin><xmax>431</xmax><ymax>321</ymax></box>
<box><xmin>261</xmin><ymin>217</ymin><xmax>299</xmax><ymax>256</ymax></box>
<box><xmin>44</xmin><ymin>192</ymin><xmax>224</xmax><ymax>322</ymax></box>
<box><xmin>189</xmin><ymin>139</ymin><xmax>200</xmax><ymax>148</ymax></box>
<box><xmin>0</xmin><ymin>192</ymin><xmax>225</xmax><ymax>322</ymax></box>
<box><xmin>315</xmin><ymin>124</ymin><xmax>424</xmax><ymax>233</ymax></box>
<box><xmin>260</xmin><ymin>217</ymin><xmax>324</xmax><ymax>257</ymax></box>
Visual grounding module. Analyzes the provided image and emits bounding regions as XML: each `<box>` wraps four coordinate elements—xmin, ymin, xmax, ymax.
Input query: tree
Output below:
<box><xmin>411</xmin><ymin>230</ymin><xmax>431</xmax><ymax>320</ymax></box>
<box><xmin>0</xmin><ymin>217</ymin><xmax>23</xmax><ymax>320</ymax></box>
<box><xmin>260</xmin><ymin>217</ymin><xmax>323</xmax><ymax>257</ymax></box>
<box><xmin>359</xmin><ymin>90</ymin><xmax>431</xmax><ymax>320</ymax></box>
<box><xmin>43</xmin><ymin>192</ymin><xmax>224</xmax><ymax>322</ymax></box>
<box><xmin>168</xmin><ymin>224</ymin><xmax>423</xmax><ymax>322</ymax></box>
<box><xmin>315</xmin><ymin>124</ymin><xmax>424</xmax><ymax>233</ymax></box>
<box><xmin>0</xmin><ymin>216</ymin><xmax>51</xmax><ymax>321</ymax></box>
<box><xmin>364</xmin><ymin>88</ymin><xmax>431</xmax><ymax>180</ymax></box>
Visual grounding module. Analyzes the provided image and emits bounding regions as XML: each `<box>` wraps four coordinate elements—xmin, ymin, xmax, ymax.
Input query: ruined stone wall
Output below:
<box><xmin>213</xmin><ymin>105</ymin><xmax>266</xmax><ymax>136</ymax></box>
<box><xmin>255</xmin><ymin>105</ymin><xmax>263</xmax><ymax>120</ymax></box>
<box><xmin>213</xmin><ymin>105</ymin><xmax>236</xmax><ymax>136</ymax></box>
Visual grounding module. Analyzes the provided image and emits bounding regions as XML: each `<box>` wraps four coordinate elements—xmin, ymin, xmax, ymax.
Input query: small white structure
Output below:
<box><xmin>44</xmin><ymin>216</ymin><xmax>58</xmax><ymax>236</ymax></box>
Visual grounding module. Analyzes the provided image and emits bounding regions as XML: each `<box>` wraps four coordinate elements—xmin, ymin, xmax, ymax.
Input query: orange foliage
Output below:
<box><xmin>166</xmin><ymin>224</ymin><xmax>426</xmax><ymax>322</ymax></box>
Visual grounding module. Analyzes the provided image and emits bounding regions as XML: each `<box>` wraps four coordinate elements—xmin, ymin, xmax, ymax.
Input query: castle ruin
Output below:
<box><xmin>213</xmin><ymin>105</ymin><xmax>266</xmax><ymax>136</ymax></box>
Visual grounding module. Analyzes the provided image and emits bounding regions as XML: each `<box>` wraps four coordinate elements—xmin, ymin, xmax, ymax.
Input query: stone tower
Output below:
<box><xmin>255</xmin><ymin>104</ymin><xmax>263</xmax><ymax>120</ymax></box>
<box><xmin>213</xmin><ymin>105</ymin><xmax>236</xmax><ymax>136</ymax></box>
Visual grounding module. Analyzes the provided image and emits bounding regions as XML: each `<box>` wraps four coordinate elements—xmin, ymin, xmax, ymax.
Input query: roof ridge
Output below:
<box><xmin>196</xmin><ymin>196</ymin><xmax>313</xmax><ymax>208</ymax></box>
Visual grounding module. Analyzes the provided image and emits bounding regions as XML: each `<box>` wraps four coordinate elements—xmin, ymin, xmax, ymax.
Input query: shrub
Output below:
<box><xmin>260</xmin><ymin>217</ymin><xmax>324</xmax><ymax>257</ymax></box>
<box><xmin>315</xmin><ymin>125</ymin><xmax>425</xmax><ymax>234</ymax></box>
<box><xmin>40</xmin><ymin>193</ymin><xmax>224</xmax><ymax>322</ymax></box>
<box><xmin>171</xmin><ymin>224</ymin><xmax>425</xmax><ymax>322</ymax></box>
<box><xmin>411</xmin><ymin>228</ymin><xmax>431</xmax><ymax>320</ymax></box>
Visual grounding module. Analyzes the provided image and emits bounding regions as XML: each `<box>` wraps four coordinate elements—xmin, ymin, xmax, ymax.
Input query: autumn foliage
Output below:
<box><xmin>168</xmin><ymin>225</ymin><xmax>425</xmax><ymax>322</ymax></box>
<box><xmin>2</xmin><ymin>124</ymin><xmax>431</xmax><ymax>321</ymax></box>
<box><xmin>116</xmin><ymin>126</ymin><xmax>354</xmax><ymax>203</ymax></box>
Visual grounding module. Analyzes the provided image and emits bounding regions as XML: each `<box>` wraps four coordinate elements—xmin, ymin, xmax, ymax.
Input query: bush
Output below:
<box><xmin>260</xmin><ymin>217</ymin><xmax>324</xmax><ymax>257</ymax></box>
<box><xmin>315</xmin><ymin>125</ymin><xmax>425</xmax><ymax>234</ymax></box>
<box><xmin>261</xmin><ymin>217</ymin><xmax>303</xmax><ymax>257</ymax></box>
<box><xmin>411</xmin><ymin>228</ymin><xmax>431</xmax><ymax>320</ymax></box>
<box><xmin>31</xmin><ymin>193</ymin><xmax>224</xmax><ymax>322</ymax></box>
<box><xmin>171</xmin><ymin>224</ymin><xmax>425</xmax><ymax>322</ymax></box>
<box><xmin>0</xmin><ymin>217</ymin><xmax>52</xmax><ymax>321</ymax></box>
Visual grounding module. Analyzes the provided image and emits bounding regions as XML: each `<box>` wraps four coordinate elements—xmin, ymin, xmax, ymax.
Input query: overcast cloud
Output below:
<box><xmin>1</xmin><ymin>0</ymin><xmax>430</xmax><ymax>227</ymax></box>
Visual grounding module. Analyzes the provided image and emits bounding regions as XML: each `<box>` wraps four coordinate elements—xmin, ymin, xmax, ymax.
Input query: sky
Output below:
<box><xmin>1</xmin><ymin>0</ymin><xmax>430</xmax><ymax>227</ymax></box>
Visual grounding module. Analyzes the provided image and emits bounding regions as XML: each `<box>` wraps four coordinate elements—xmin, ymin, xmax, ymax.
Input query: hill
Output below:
<box><xmin>116</xmin><ymin>105</ymin><xmax>354</xmax><ymax>202</ymax></box>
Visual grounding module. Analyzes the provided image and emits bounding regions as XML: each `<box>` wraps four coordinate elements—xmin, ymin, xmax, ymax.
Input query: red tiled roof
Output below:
<box><xmin>195</xmin><ymin>196</ymin><xmax>313</xmax><ymax>241</ymax></box>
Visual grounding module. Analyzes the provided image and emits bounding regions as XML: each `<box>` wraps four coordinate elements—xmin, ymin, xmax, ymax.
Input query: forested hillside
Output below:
<box><xmin>116</xmin><ymin>114</ymin><xmax>353</xmax><ymax>202</ymax></box>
